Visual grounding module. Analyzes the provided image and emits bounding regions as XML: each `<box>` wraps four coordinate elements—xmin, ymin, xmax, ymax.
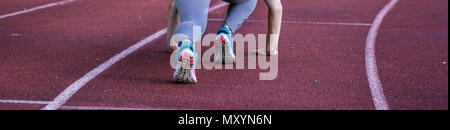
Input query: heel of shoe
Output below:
<box><xmin>215</xmin><ymin>35</ymin><xmax>236</xmax><ymax>64</ymax></box>
<box><xmin>173</xmin><ymin>50</ymin><xmax>197</xmax><ymax>84</ymax></box>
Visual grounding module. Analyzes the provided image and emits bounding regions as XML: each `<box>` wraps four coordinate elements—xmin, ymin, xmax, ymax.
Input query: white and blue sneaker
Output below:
<box><xmin>173</xmin><ymin>40</ymin><xmax>197</xmax><ymax>84</ymax></box>
<box><xmin>215</xmin><ymin>26</ymin><xmax>236</xmax><ymax>64</ymax></box>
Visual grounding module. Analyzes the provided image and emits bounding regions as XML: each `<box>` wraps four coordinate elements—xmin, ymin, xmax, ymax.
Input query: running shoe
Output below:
<box><xmin>173</xmin><ymin>40</ymin><xmax>197</xmax><ymax>84</ymax></box>
<box><xmin>214</xmin><ymin>26</ymin><xmax>236</xmax><ymax>64</ymax></box>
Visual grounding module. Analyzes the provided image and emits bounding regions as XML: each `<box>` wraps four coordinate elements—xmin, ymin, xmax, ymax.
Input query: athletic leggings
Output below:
<box><xmin>174</xmin><ymin>0</ymin><xmax>257</xmax><ymax>43</ymax></box>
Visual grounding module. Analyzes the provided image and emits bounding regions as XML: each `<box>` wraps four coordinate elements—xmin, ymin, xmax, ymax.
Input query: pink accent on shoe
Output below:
<box><xmin>219</xmin><ymin>35</ymin><xmax>230</xmax><ymax>45</ymax></box>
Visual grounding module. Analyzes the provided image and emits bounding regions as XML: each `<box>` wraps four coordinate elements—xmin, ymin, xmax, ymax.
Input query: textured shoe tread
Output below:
<box><xmin>214</xmin><ymin>35</ymin><xmax>236</xmax><ymax>64</ymax></box>
<box><xmin>173</xmin><ymin>50</ymin><xmax>197</xmax><ymax>84</ymax></box>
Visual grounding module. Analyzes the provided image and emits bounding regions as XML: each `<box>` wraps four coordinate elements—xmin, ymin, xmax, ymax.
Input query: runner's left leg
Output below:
<box><xmin>215</xmin><ymin>0</ymin><xmax>257</xmax><ymax>64</ymax></box>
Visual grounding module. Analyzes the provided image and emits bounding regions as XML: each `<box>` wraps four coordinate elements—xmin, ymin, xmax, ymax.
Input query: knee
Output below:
<box><xmin>178</xmin><ymin>21</ymin><xmax>206</xmax><ymax>33</ymax></box>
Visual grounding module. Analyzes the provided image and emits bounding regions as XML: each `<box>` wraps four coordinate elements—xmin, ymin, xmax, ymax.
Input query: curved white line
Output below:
<box><xmin>365</xmin><ymin>0</ymin><xmax>399</xmax><ymax>110</ymax></box>
<box><xmin>41</xmin><ymin>2</ymin><xmax>229</xmax><ymax>110</ymax></box>
<box><xmin>0</xmin><ymin>0</ymin><xmax>76</xmax><ymax>20</ymax></box>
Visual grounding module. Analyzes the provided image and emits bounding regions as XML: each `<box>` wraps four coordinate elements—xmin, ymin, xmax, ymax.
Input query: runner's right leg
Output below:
<box><xmin>172</xmin><ymin>0</ymin><xmax>211</xmax><ymax>84</ymax></box>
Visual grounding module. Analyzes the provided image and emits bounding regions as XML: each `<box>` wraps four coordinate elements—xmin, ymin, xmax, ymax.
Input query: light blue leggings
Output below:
<box><xmin>174</xmin><ymin>0</ymin><xmax>257</xmax><ymax>43</ymax></box>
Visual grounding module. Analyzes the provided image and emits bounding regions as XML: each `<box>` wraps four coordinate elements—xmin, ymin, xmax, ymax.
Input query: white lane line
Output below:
<box><xmin>41</xmin><ymin>29</ymin><xmax>167</xmax><ymax>110</ymax></box>
<box><xmin>209</xmin><ymin>3</ymin><xmax>227</xmax><ymax>12</ymax></box>
<box><xmin>0</xmin><ymin>99</ymin><xmax>50</xmax><ymax>104</ymax></box>
<box><xmin>59</xmin><ymin>106</ymin><xmax>168</xmax><ymax>110</ymax></box>
<box><xmin>0</xmin><ymin>0</ymin><xmax>76</xmax><ymax>20</ymax></box>
<box><xmin>208</xmin><ymin>18</ymin><xmax>373</xmax><ymax>26</ymax></box>
<box><xmin>60</xmin><ymin>106</ymin><xmax>199</xmax><ymax>110</ymax></box>
<box><xmin>0</xmin><ymin>99</ymin><xmax>167</xmax><ymax>110</ymax></box>
<box><xmin>365</xmin><ymin>0</ymin><xmax>399</xmax><ymax>110</ymax></box>
<box><xmin>41</xmin><ymin>2</ymin><xmax>229</xmax><ymax>110</ymax></box>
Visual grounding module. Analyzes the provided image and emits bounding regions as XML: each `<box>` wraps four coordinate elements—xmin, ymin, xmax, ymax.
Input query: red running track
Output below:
<box><xmin>0</xmin><ymin>0</ymin><xmax>447</xmax><ymax>110</ymax></box>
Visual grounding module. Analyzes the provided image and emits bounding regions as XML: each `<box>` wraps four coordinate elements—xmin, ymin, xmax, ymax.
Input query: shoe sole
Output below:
<box><xmin>214</xmin><ymin>35</ymin><xmax>236</xmax><ymax>64</ymax></box>
<box><xmin>173</xmin><ymin>50</ymin><xmax>197</xmax><ymax>84</ymax></box>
